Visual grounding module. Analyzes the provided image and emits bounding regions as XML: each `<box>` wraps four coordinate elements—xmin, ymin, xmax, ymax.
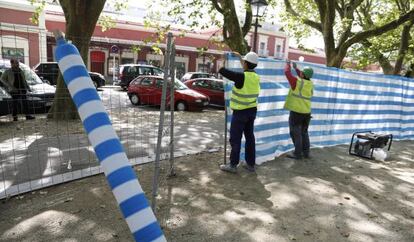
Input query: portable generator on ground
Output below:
<box><xmin>349</xmin><ymin>131</ymin><xmax>393</xmax><ymax>160</ymax></box>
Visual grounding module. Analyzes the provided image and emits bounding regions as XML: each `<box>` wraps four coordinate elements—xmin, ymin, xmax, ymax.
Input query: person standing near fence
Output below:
<box><xmin>284</xmin><ymin>60</ymin><xmax>314</xmax><ymax>159</ymax></box>
<box><xmin>219</xmin><ymin>52</ymin><xmax>260</xmax><ymax>173</ymax></box>
<box><xmin>0</xmin><ymin>58</ymin><xmax>35</xmax><ymax>121</ymax></box>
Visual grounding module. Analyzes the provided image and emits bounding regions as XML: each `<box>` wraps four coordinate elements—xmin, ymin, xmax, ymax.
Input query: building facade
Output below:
<box><xmin>0</xmin><ymin>0</ymin><xmax>47</xmax><ymax>67</ymax></box>
<box><xmin>0</xmin><ymin>0</ymin><xmax>327</xmax><ymax>80</ymax></box>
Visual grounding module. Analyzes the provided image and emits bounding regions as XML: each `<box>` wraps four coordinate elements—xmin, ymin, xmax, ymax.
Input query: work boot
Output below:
<box><xmin>26</xmin><ymin>115</ymin><xmax>35</xmax><ymax>120</ymax></box>
<box><xmin>242</xmin><ymin>163</ymin><xmax>256</xmax><ymax>172</ymax></box>
<box><xmin>220</xmin><ymin>164</ymin><xmax>237</xmax><ymax>173</ymax></box>
<box><xmin>286</xmin><ymin>152</ymin><xmax>302</xmax><ymax>160</ymax></box>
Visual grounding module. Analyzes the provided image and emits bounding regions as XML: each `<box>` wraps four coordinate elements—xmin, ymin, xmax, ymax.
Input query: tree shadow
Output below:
<box><xmin>0</xmin><ymin>142</ymin><xmax>413</xmax><ymax>241</ymax></box>
<box><xmin>153</xmin><ymin>142</ymin><xmax>414</xmax><ymax>241</ymax></box>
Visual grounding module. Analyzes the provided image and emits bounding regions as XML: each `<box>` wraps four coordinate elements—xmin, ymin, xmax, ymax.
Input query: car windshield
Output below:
<box><xmin>0</xmin><ymin>86</ymin><xmax>10</xmax><ymax>98</ymax></box>
<box><xmin>20</xmin><ymin>64</ymin><xmax>43</xmax><ymax>85</ymax></box>
<box><xmin>157</xmin><ymin>78</ymin><xmax>188</xmax><ymax>90</ymax></box>
<box><xmin>174</xmin><ymin>79</ymin><xmax>187</xmax><ymax>90</ymax></box>
<box><xmin>153</xmin><ymin>68</ymin><xmax>164</xmax><ymax>77</ymax></box>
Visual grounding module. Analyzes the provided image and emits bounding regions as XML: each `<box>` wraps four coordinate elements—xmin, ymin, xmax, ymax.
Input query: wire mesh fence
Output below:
<box><xmin>0</xmin><ymin>25</ymin><xmax>226</xmax><ymax>201</ymax></box>
<box><xmin>0</xmin><ymin>82</ymin><xmax>226</xmax><ymax>199</ymax></box>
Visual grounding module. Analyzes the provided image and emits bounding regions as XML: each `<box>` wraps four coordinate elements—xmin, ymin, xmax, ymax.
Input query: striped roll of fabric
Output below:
<box><xmin>224</xmin><ymin>55</ymin><xmax>414</xmax><ymax>165</ymax></box>
<box><xmin>54</xmin><ymin>32</ymin><xmax>166</xmax><ymax>242</ymax></box>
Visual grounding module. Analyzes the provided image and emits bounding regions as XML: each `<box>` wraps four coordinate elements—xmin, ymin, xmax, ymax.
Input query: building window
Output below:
<box><xmin>148</xmin><ymin>59</ymin><xmax>162</xmax><ymax>68</ymax></box>
<box><xmin>197</xmin><ymin>62</ymin><xmax>211</xmax><ymax>73</ymax></box>
<box><xmin>121</xmin><ymin>58</ymin><xmax>134</xmax><ymax>64</ymax></box>
<box><xmin>147</xmin><ymin>54</ymin><xmax>164</xmax><ymax>68</ymax></box>
<box><xmin>276</xmin><ymin>45</ymin><xmax>281</xmax><ymax>53</ymax></box>
<box><xmin>108</xmin><ymin>57</ymin><xmax>119</xmax><ymax>75</ymax></box>
<box><xmin>176</xmin><ymin>62</ymin><xmax>186</xmax><ymax>80</ymax></box>
<box><xmin>2</xmin><ymin>47</ymin><xmax>24</xmax><ymax>63</ymax></box>
<box><xmin>260</xmin><ymin>42</ymin><xmax>265</xmax><ymax>50</ymax></box>
<box><xmin>258</xmin><ymin>42</ymin><xmax>268</xmax><ymax>56</ymax></box>
<box><xmin>275</xmin><ymin>44</ymin><xmax>283</xmax><ymax>58</ymax></box>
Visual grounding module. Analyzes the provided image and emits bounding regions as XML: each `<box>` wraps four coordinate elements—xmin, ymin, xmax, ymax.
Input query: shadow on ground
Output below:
<box><xmin>0</xmin><ymin>141</ymin><xmax>413</xmax><ymax>242</ymax></box>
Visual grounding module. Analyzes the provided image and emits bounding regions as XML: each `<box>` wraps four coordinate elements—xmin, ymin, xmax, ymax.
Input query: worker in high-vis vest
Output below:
<box><xmin>284</xmin><ymin>60</ymin><xmax>314</xmax><ymax>160</ymax></box>
<box><xmin>218</xmin><ymin>52</ymin><xmax>260</xmax><ymax>173</ymax></box>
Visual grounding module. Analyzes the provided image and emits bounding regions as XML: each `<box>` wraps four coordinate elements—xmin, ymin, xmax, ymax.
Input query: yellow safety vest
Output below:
<box><xmin>230</xmin><ymin>72</ymin><xmax>260</xmax><ymax>110</ymax></box>
<box><xmin>284</xmin><ymin>77</ymin><xmax>313</xmax><ymax>114</ymax></box>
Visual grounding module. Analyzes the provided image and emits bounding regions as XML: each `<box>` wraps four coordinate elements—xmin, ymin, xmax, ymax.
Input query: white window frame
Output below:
<box><xmin>274</xmin><ymin>38</ymin><xmax>285</xmax><ymax>59</ymax></box>
<box><xmin>146</xmin><ymin>53</ymin><xmax>164</xmax><ymax>67</ymax></box>
<box><xmin>0</xmin><ymin>35</ymin><xmax>29</xmax><ymax>64</ymax></box>
<box><xmin>196</xmin><ymin>57</ymin><xmax>213</xmax><ymax>73</ymax></box>
<box><xmin>175</xmin><ymin>56</ymin><xmax>189</xmax><ymax>73</ymax></box>
<box><xmin>258</xmin><ymin>35</ymin><xmax>269</xmax><ymax>56</ymax></box>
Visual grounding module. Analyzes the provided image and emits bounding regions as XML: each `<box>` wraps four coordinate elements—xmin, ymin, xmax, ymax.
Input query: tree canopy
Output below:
<box><xmin>148</xmin><ymin>0</ymin><xmax>257</xmax><ymax>54</ymax></box>
<box><xmin>347</xmin><ymin>0</ymin><xmax>414</xmax><ymax>75</ymax></box>
<box><xmin>281</xmin><ymin>0</ymin><xmax>414</xmax><ymax>68</ymax></box>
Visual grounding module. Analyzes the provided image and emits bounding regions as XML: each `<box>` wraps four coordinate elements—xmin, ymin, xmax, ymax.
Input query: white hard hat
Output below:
<box><xmin>243</xmin><ymin>52</ymin><xmax>258</xmax><ymax>64</ymax></box>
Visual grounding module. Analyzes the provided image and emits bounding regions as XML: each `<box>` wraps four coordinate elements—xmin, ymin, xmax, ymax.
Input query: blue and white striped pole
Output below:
<box><xmin>53</xmin><ymin>31</ymin><xmax>166</xmax><ymax>242</ymax></box>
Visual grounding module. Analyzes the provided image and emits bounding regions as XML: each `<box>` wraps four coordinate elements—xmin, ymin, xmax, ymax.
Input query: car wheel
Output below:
<box><xmin>176</xmin><ymin>101</ymin><xmax>187</xmax><ymax>111</ymax></box>
<box><xmin>129</xmin><ymin>94</ymin><xmax>140</xmax><ymax>106</ymax></box>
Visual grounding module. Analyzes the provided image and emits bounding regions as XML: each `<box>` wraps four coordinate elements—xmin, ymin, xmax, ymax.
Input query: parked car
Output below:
<box><xmin>127</xmin><ymin>75</ymin><xmax>209</xmax><ymax>111</ymax></box>
<box><xmin>116</xmin><ymin>64</ymin><xmax>164</xmax><ymax>90</ymax></box>
<box><xmin>33</xmin><ymin>62</ymin><xmax>106</xmax><ymax>88</ymax></box>
<box><xmin>180</xmin><ymin>72</ymin><xmax>215</xmax><ymax>83</ymax></box>
<box><xmin>184</xmin><ymin>78</ymin><xmax>225</xmax><ymax>107</ymax></box>
<box><xmin>0</xmin><ymin>60</ymin><xmax>56</xmax><ymax>114</ymax></box>
<box><xmin>0</xmin><ymin>85</ymin><xmax>12</xmax><ymax>116</ymax></box>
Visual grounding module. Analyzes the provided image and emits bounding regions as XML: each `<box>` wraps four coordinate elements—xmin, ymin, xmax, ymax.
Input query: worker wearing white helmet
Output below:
<box><xmin>219</xmin><ymin>51</ymin><xmax>260</xmax><ymax>173</ymax></box>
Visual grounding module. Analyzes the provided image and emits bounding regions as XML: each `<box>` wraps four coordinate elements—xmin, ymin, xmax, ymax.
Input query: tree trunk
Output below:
<box><xmin>407</xmin><ymin>63</ymin><xmax>414</xmax><ymax>78</ymax></box>
<box><xmin>214</xmin><ymin>0</ymin><xmax>251</xmax><ymax>55</ymax></box>
<box><xmin>48</xmin><ymin>0</ymin><xmax>106</xmax><ymax>120</ymax></box>
<box><xmin>393</xmin><ymin>21</ymin><xmax>414</xmax><ymax>75</ymax></box>
<box><xmin>378</xmin><ymin>55</ymin><xmax>395</xmax><ymax>75</ymax></box>
<box><xmin>361</xmin><ymin>40</ymin><xmax>394</xmax><ymax>74</ymax></box>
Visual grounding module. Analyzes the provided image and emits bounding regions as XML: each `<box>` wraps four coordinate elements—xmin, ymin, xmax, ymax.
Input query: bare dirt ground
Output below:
<box><xmin>1</xmin><ymin>141</ymin><xmax>414</xmax><ymax>242</ymax></box>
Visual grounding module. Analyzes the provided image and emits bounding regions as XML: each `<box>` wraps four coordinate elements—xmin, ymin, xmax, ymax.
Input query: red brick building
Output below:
<box><xmin>0</xmin><ymin>0</ymin><xmax>47</xmax><ymax>67</ymax></box>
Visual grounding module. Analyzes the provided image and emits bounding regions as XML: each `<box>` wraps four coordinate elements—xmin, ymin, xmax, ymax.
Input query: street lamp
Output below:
<box><xmin>251</xmin><ymin>0</ymin><xmax>268</xmax><ymax>53</ymax></box>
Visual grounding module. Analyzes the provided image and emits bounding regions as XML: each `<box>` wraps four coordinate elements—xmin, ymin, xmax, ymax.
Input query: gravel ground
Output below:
<box><xmin>1</xmin><ymin>141</ymin><xmax>413</xmax><ymax>242</ymax></box>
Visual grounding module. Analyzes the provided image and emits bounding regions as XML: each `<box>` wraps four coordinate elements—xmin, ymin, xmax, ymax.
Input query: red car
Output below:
<box><xmin>127</xmin><ymin>75</ymin><xmax>209</xmax><ymax>111</ymax></box>
<box><xmin>184</xmin><ymin>78</ymin><xmax>225</xmax><ymax>107</ymax></box>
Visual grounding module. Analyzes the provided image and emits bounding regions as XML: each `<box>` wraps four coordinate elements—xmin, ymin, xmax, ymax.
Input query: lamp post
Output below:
<box><xmin>251</xmin><ymin>0</ymin><xmax>268</xmax><ymax>53</ymax></box>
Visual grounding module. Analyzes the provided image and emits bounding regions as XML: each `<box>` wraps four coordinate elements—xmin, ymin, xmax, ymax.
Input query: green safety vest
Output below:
<box><xmin>230</xmin><ymin>72</ymin><xmax>260</xmax><ymax>110</ymax></box>
<box><xmin>284</xmin><ymin>77</ymin><xmax>313</xmax><ymax>114</ymax></box>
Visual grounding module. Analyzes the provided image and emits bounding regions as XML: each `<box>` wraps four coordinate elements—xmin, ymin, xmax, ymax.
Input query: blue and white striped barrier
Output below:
<box><xmin>54</xmin><ymin>32</ymin><xmax>166</xmax><ymax>242</ymax></box>
<box><xmin>225</xmin><ymin>55</ymin><xmax>414</xmax><ymax>164</ymax></box>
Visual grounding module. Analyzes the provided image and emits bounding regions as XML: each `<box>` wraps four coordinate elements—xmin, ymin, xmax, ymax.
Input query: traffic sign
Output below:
<box><xmin>110</xmin><ymin>45</ymin><xmax>119</xmax><ymax>53</ymax></box>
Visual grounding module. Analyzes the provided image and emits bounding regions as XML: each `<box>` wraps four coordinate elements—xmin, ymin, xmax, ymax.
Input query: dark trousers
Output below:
<box><xmin>289</xmin><ymin>111</ymin><xmax>311</xmax><ymax>157</ymax></box>
<box><xmin>230</xmin><ymin>108</ymin><xmax>257</xmax><ymax>167</ymax></box>
<box><xmin>11</xmin><ymin>92</ymin><xmax>29</xmax><ymax>118</ymax></box>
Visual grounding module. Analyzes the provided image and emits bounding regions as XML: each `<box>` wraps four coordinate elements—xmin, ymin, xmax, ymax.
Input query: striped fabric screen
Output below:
<box><xmin>225</xmin><ymin>56</ymin><xmax>414</xmax><ymax>165</ymax></box>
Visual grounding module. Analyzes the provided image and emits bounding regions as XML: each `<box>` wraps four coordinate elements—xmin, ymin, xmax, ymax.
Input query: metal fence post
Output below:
<box><xmin>152</xmin><ymin>32</ymin><xmax>173</xmax><ymax>212</ymax></box>
<box><xmin>169</xmin><ymin>43</ymin><xmax>176</xmax><ymax>176</ymax></box>
<box><xmin>223</xmin><ymin>53</ymin><xmax>228</xmax><ymax>164</ymax></box>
